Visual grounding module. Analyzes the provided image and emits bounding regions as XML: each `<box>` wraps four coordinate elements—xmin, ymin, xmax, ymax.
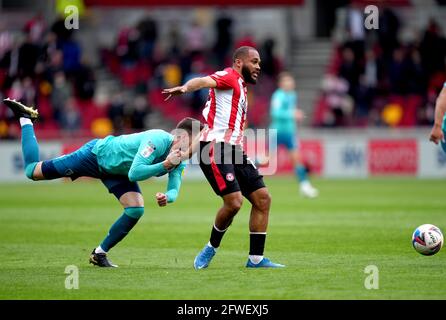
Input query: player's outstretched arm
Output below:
<box><xmin>128</xmin><ymin>147</ymin><xmax>181</xmax><ymax>182</ymax></box>
<box><xmin>162</xmin><ymin>76</ymin><xmax>217</xmax><ymax>101</ymax></box>
<box><xmin>430</xmin><ymin>86</ymin><xmax>446</xmax><ymax>144</ymax></box>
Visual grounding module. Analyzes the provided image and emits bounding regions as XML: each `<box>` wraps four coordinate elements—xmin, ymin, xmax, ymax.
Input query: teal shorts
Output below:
<box><xmin>41</xmin><ymin>139</ymin><xmax>141</xmax><ymax>199</ymax></box>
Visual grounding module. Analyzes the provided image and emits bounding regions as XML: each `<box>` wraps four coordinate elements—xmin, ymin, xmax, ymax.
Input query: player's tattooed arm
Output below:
<box><xmin>430</xmin><ymin>86</ymin><xmax>446</xmax><ymax>144</ymax></box>
<box><xmin>162</xmin><ymin>76</ymin><xmax>217</xmax><ymax>100</ymax></box>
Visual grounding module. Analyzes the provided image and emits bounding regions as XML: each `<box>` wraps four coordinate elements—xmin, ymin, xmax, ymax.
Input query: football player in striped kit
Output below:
<box><xmin>163</xmin><ymin>46</ymin><xmax>284</xmax><ymax>269</ymax></box>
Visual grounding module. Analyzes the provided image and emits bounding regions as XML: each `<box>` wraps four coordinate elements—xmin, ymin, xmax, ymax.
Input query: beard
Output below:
<box><xmin>241</xmin><ymin>65</ymin><xmax>257</xmax><ymax>84</ymax></box>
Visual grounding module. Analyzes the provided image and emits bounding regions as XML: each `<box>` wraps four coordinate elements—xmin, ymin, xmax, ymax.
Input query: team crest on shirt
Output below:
<box><xmin>226</xmin><ymin>173</ymin><xmax>234</xmax><ymax>181</ymax></box>
<box><xmin>141</xmin><ymin>142</ymin><xmax>156</xmax><ymax>158</ymax></box>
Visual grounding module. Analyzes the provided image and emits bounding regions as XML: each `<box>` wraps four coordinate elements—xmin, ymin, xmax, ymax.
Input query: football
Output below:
<box><xmin>412</xmin><ymin>224</ymin><xmax>444</xmax><ymax>256</ymax></box>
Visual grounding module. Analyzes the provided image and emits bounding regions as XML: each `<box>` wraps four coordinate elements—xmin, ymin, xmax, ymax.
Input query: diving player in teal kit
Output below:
<box><xmin>3</xmin><ymin>98</ymin><xmax>203</xmax><ymax>267</ymax></box>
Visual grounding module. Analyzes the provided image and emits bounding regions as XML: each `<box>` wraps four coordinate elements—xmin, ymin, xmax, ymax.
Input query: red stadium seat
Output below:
<box><xmin>120</xmin><ymin>64</ymin><xmax>139</xmax><ymax>88</ymax></box>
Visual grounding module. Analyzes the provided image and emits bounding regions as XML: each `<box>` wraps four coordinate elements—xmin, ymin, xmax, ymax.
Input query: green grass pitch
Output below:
<box><xmin>0</xmin><ymin>177</ymin><xmax>445</xmax><ymax>299</ymax></box>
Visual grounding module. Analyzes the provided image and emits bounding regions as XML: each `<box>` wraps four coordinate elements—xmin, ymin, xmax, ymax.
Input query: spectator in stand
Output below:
<box><xmin>213</xmin><ymin>14</ymin><xmax>233</xmax><ymax>64</ymax></box>
<box><xmin>129</xmin><ymin>94</ymin><xmax>150</xmax><ymax>130</ymax></box>
<box><xmin>51</xmin><ymin>71</ymin><xmax>72</xmax><ymax>123</ymax></box>
<box><xmin>19</xmin><ymin>32</ymin><xmax>40</xmax><ymax>78</ymax></box>
<box><xmin>354</xmin><ymin>75</ymin><xmax>374</xmax><ymax>125</ymax></box>
<box><xmin>321</xmin><ymin>75</ymin><xmax>352</xmax><ymax>127</ymax></box>
<box><xmin>346</xmin><ymin>3</ymin><xmax>365</xmax><ymax>61</ymax></box>
<box><xmin>261</xmin><ymin>38</ymin><xmax>282</xmax><ymax>78</ymax></box>
<box><xmin>51</xmin><ymin>15</ymin><xmax>73</xmax><ymax>44</ymax></box>
<box><xmin>136</xmin><ymin>15</ymin><xmax>158</xmax><ymax>61</ymax></box>
<box><xmin>74</xmin><ymin>62</ymin><xmax>95</xmax><ymax>100</ymax></box>
<box><xmin>378</xmin><ymin>7</ymin><xmax>401</xmax><ymax>62</ymax></box>
<box><xmin>406</xmin><ymin>47</ymin><xmax>426</xmax><ymax>95</ymax></box>
<box><xmin>0</xmin><ymin>36</ymin><xmax>20</xmax><ymax>89</ymax></box>
<box><xmin>59</xmin><ymin>97</ymin><xmax>81</xmax><ymax>133</ymax></box>
<box><xmin>419</xmin><ymin>19</ymin><xmax>446</xmax><ymax>79</ymax></box>
<box><xmin>363</xmin><ymin>49</ymin><xmax>378</xmax><ymax>90</ymax></box>
<box><xmin>167</xmin><ymin>23</ymin><xmax>181</xmax><ymax>59</ymax></box>
<box><xmin>8</xmin><ymin>79</ymin><xmax>25</xmax><ymax>102</ymax></box>
<box><xmin>43</xmin><ymin>49</ymin><xmax>64</xmax><ymax>85</ymax></box>
<box><xmin>184</xmin><ymin>21</ymin><xmax>207</xmax><ymax>59</ymax></box>
<box><xmin>108</xmin><ymin>92</ymin><xmax>126</xmax><ymax>134</ymax></box>
<box><xmin>116</xmin><ymin>27</ymin><xmax>139</xmax><ymax>66</ymax></box>
<box><xmin>21</xmin><ymin>77</ymin><xmax>37</xmax><ymax>108</ymax></box>
<box><xmin>61</xmin><ymin>38</ymin><xmax>82</xmax><ymax>77</ymax></box>
<box><xmin>388</xmin><ymin>47</ymin><xmax>407</xmax><ymax>95</ymax></box>
<box><xmin>0</xmin><ymin>22</ymin><xmax>12</xmax><ymax>61</ymax></box>
<box><xmin>338</xmin><ymin>46</ymin><xmax>361</xmax><ymax>97</ymax></box>
<box><xmin>24</xmin><ymin>13</ymin><xmax>46</xmax><ymax>45</ymax></box>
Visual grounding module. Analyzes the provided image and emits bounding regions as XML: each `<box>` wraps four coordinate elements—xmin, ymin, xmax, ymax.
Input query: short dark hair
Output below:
<box><xmin>233</xmin><ymin>46</ymin><xmax>256</xmax><ymax>62</ymax></box>
<box><xmin>176</xmin><ymin>117</ymin><xmax>204</xmax><ymax>135</ymax></box>
<box><xmin>277</xmin><ymin>71</ymin><xmax>294</xmax><ymax>82</ymax></box>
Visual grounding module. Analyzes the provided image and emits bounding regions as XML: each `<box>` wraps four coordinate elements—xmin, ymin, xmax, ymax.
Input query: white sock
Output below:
<box><xmin>213</xmin><ymin>224</ymin><xmax>227</xmax><ymax>232</ymax></box>
<box><xmin>19</xmin><ymin>118</ymin><xmax>33</xmax><ymax>127</ymax></box>
<box><xmin>249</xmin><ymin>255</ymin><xmax>264</xmax><ymax>264</ymax></box>
<box><xmin>95</xmin><ymin>246</ymin><xmax>107</xmax><ymax>254</ymax></box>
<box><xmin>300</xmin><ymin>180</ymin><xmax>310</xmax><ymax>187</ymax></box>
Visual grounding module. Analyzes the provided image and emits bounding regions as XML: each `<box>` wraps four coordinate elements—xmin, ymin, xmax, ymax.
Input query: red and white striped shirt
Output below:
<box><xmin>201</xmin><ymin>68</ymin><xmax>248</xmax><ymax>146</ymax></box>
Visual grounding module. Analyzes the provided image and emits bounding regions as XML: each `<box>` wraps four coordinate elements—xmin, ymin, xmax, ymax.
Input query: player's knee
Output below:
<box><xmin>254</xmin><ymin>191</ymin><xmax>271</xmax><ymax>212</ymax></box>
<box><xmin>124</xmin><ymin>206</ymin><xmax>145</xmax><ymax>219</ymax></box>
<box><xmin>119</xmin><ymin>191</ymin><xmax>144</xmax><ymax>208</ymax></box>
<box><xmin>224</xmin><ymin>195</ymin><xmax>243</xmax><ymax>213</ymax></box>
<box><xmin>24</xmin><ymin>162</ymin><xmax>38</xmax><ymax>180</ymax></box>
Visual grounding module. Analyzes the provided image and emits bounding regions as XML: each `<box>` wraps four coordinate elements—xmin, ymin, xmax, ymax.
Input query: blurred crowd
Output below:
<box><xmin>0</xmin><ymin>13</ymin><xmax>283</xmax><ymax>139</ymax></box>
<box><xmin>5</xmin><ymin>6</ymin><xmax>441</xmax><ymax>138</ymax></box>
<box><xmin>314</xmin><ymin>6</ymin><xmax>446</xmax><ymax>128</ymax></box>
<box><xmin>0</xmin><ymin>14</ymin><xmax>97</xmax><ymax>138</ymax></box>
<box><xmin>101</xmin><ymin>14</ymin><xmax>282</xmax><ymax>132</ymax></box>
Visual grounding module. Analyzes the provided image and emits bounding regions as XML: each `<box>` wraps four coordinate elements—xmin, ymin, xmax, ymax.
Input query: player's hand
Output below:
<box><xmin>179</xmin><ymin>149</ymin><xmax>191</xmax><ymax>161</ymax></box>
<box><xmin>429</xmin><ymin>124</ymin><xmax>445</xmax><ymax>145</ymax></box>
<box><xmin>165</xmin><ymin>149</ymin><xmax>182</xmax><ymax>169</ymax></box>
<box><xmin>155</xmin><ymin>192</ymin><xmax>168</xmax><ymax>207</ymax></box>
<box><xmin>295</xmin><ymin>110</ymin><xmax>305</xmax><ymax>122</ymax></box>
<box><xmin>162</xmin><ymin>86</ymin><xmax>187</xmax><ymax>101</ymax></box>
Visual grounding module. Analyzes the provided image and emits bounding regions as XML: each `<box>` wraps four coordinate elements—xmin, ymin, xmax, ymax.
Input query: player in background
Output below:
<box><xmin>429</xmin><ymin>83</ymin><xmax>446</xmax><ymax>153</ymax></box>
<box><xmin>3</xmin><ymin>98</ymin><xmax>203</xmax><ymax>267</ymax></box>
<box><xmin>269</xmin><ymin>72</ymin><xmax>318</xmax><ymax>198</ymax></box>
<box><xmin>163</xmin><ymin>46</ymin><xmax>284</xmax><ymax>269</ymax></box>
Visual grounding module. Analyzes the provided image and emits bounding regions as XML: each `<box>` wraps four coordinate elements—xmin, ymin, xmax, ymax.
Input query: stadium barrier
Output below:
<box><xmin>0</xmin><ymin>129</ymin><xmax>445</xmax><ymax>182</ymax></box>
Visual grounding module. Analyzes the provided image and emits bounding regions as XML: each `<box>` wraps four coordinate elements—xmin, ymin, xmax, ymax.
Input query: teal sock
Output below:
<box><xmin>100</xmin><ymin>207</ymin><xmax>144</xmax><ymax>252</ymax></box>
<box><xmin>21</xmin><ymin>124</ymin><xmax>39</xmax><ymax>179</ymax></box>
<box><xmin>295</xmin><ymin>165</ymin><xmax>308</xmax><ymax>183</ymax></box>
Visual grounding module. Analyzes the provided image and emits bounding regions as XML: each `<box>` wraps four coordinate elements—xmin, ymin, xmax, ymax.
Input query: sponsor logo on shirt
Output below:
<box><xmin>141</xmin><ymin>143</ymin><xmax>155</xmax><ymax>158</ymax></box>
<box><xmin>214</xmin><ymin>70</ymin><xmax>228</xmax><ymax>77</ymax></box>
